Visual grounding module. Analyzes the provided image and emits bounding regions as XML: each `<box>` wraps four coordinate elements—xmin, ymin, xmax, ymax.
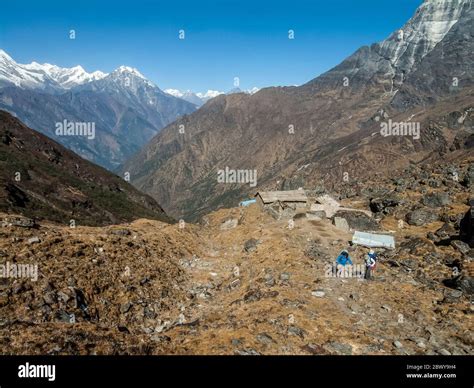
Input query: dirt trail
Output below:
<box><xmin>160</xmin><ymin>205</ymin><xmax>472</xmax><ymax>355</ymax></box>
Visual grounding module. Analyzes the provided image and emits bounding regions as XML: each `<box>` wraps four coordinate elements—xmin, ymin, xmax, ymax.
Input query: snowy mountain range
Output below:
<box><xmin>0</xmin><ymin>50</ymin><xmax>107</xmax><ymax>91</ymax></box>
<box><xmin>164</xmin><ymin>87</ymin><xmax>260</xmax><ymax>106</ymax></box>
<box><xmin>0</xmin><ymin>49</ymin><xmax>197</xmax><ymax>170</ymax></box>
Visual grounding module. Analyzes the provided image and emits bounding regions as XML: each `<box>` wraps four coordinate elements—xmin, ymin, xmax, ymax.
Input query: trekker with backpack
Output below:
<box><xmin>336</xmin><ymin>250</ymin><xmax>353</xmax><ymax>266</ymax></box>
<box><xmin>364</xmin><ymin>249</ymin><xmax>377</xmax><ymax>280</ymax></box>
<box><xmin>334</xmin><ymin>249</ymin><xmax>354</xmax><ymax>278</ymax></box>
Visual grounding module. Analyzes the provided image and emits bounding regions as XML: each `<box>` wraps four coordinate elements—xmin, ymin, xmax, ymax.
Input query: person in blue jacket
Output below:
<box><xmin>336</xmin><ymin>250</ymin><xmax>353</xmax><ymax>267</ymax></box>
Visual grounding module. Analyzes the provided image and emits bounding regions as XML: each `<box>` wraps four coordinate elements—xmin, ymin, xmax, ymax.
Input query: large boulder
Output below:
<box><xmin>370</xmin><ymin>197</ymin><xmax>401</xmax><ymax>214</ymax></box>
<box><xmin>399</xmin><ymin>237</ymin><xmax>434</xmax><ymax>255</ymax></box>
<box><xmin>447</xmin><ymin>275</ymin><xmax>474</xmax><ymax>296</ymax></box>
<box><xmin>450</xmin><ymin>240</ymin><xmax>471</xmax><ymax>255</ymax></box>
<box><xmin>435</xmin><ymin>223</ymin><xmax>456</xmax><ymax>239</ymax></box>
<box><xmin>333</xmin><ymin>217</ymin><xmax>350</xmax><ymax>232</ymax></box>
<box><xmin>462</xmin><ymin>164</ymin><xmax>474</xmax><ymax>188</ymax></box>
<box><xmin>1</xmin><ymin>216</ymin><xmax>37</xmax><ymax>228</ymax></box>
<box><xmin>460</xmin><ymin>199</ymin><xmax>474</xmax><ymax>247</ymax></box>
<box><xmin>406</xmin><ymin>209</ymin><xmax>439</xmax><ymax>226</ymax></box>
<box><xmin>422</xmin><ymin>192</ymin><xmax>451</xmax><ymax>208</ymax></box>
<box><xmin>457</xmin><ymin>276</ymin><xmax>474</xmax><ymax>295</ymax></box>
<box><xmin>333</xmin><ymin>210</ymin><xmax>379</xmax><ymax>231</ymax></box>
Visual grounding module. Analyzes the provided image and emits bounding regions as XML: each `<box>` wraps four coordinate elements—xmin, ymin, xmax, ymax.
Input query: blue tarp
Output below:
<box><xmin>239</xmin><ymin>199</ymin><xmax>257</xmax><ymax>207</ymax></box>
<box><xmin>352</xmin><ymin>231</ymin><xmax>395</xmax><ymax>249</ymax></box>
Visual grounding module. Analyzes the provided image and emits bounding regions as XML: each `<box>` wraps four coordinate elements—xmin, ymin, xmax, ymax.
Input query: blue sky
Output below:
<box><xmin>0</xmin><ymin>0</ymin><xmax>423</xmax><ymax>92</ymax></box>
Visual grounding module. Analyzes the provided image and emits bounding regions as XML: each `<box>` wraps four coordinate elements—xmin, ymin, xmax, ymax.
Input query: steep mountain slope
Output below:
<box><xmin>0</xmin><ymin>157</ymin><xmax>472</xmax><ymax>355</ymax></box>
<box><xmin>75</xmin><ymin>66</ymin><xmax>196</xmax><ymax>133</ymax></box>
<box><xmin>123</xmin><ymin>0</ymin><xmax>473</xmax><ymax>220</ymax></box>
<box><xmin>0</xmin><ymin>51</ymin><xmax>197</xmax><ymax>170</ymax></box>
<box><xmin>0</xmin><ymin>110</ymin><xmax>172</xmax><ymax>225</ymax></box>
<box><xmin>391</xmin><ymin>1</ymin><xmax>474</xmax><ymax>109</ymax></box>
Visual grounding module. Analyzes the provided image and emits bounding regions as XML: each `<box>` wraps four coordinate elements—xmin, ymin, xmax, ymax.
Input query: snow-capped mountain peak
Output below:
<box><xmin>165</xmin><ymin>88</ymin><xmax>225</xmax><ymax>106</ymax></box>
<box><xmin>165</xmin><ymin>87</ymin><xmax>260</xmax><ymax>106</ymax></box>
<box><xmin>196</xmin><ymin>90</ymin><xmax>225</xmax><ymax>99</ymax></box>
<box><xmin>377</xmin><ymin>0</ymin><xmax>469</xmax><ymax>73</ymax></box>
<box><xmin>0</xmin><ymin>49</ymin><xmax>108</xmax><ymax>90</ymax></box>
<box><xmin>0</xmin><ymin>49</ymin><xmax>14</xmax><ymax>61</ymax></box>
<box><xmin>103</xmin><ymin>65</ymin><xmax>156</xmax><ymax>91</ymax></box>
<box><xmin>114</xmin><ymin>65</ymin><xmax>147</xmax><ymax>79</ymax></box>
<box><xmin>164</xmin><ymin>88</ymin><xmax>185</xmax><ymax>98</ymax></box>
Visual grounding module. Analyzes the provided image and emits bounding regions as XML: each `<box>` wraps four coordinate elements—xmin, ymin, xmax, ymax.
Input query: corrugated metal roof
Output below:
<box><xmin>352</xmin><ymin>231</ymin><xmax>395</xmax><ymax>249</ymax></box>
<box><xmin>255</xmin><ymin>190</ymin><xmax>308</xmax><ymax>204</ymax></box>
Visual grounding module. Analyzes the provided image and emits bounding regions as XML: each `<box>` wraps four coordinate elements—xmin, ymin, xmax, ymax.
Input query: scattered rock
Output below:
<box><xmin>462</xmin><ymin>165</ymin><xmax>474</xmax><ymax>188</ymax></box>
<box><xmin>220</xmin><ymin>219</ymin><xmax>238</xmax><ymax>230</ymax></box>
<box><xmin>333</xmin><ymin>217</ymin><xmax>350</xmax><ymax>232</ymax></box>
<box><xmin>230</xmin><ymin>279</ymin><xmax>241</xmax><ymax>289</ymax></box>
<box><xmin>435</xmin><ymin>223</ymin><xmax>456</xmax><ymax>239</ymax></box>
<box><xmin>151</xmin><ymin>334</ymin><xmax>171</xmax><ymax>342</ymax></box>
<box><xmin>400</xmin><ymin>237</ymin><xmax>434</xmax><ymax>255</ymax></box>
<box><xmin>109</xmin><ymin>228</ymin><xmax>131</xmax><ymax>236</ymax></box>
<box><xmin>406</xmin><ymin>209</ymin><xmax>439</xmax><ymax>226</ymax></box>
<box><xmin>234</xmin><ymin>348</ymin><xmax>261</xmax><ymax>356</ymax></box>
<box><xmin>324</xmin><ymin>341</ymin><xmax>353</xmax><ymax>355</ymax></box>
<box><xmin>288</xmin><ymin>326</ymin><xmax>306</xmax><ymax>339</ymax></box>
<box><xmin>416</xmin><ymin>341</ymin><xmax>426</xmax><ymax>349</ymax></box>
<box><xmin>311</xmin><ymin>290</ymin><xmax>325</xmax><ymax>298</ymax></box>
<box><xmin>306</xmin><ymin>211</ymin><xmax>325</xmax><ymax>220</ymax></box>
<box><xmin>244</xmin><ymin>238</ymin><xmax>260</xmax><ymax>253</ymax></box>
<box><xmin>393</xmin><ymin>341</ymin><xmax>403</xmax><ymax>349</ymax></box>
<box><xmin>301</xmin><ymin>344</ymin><xmax>327</xmax><ymax>355</ymax></box>
<box><xmin>256</xmin><ymin>333</ymin><xmax>274</xmax><ymax>345</ymax></box>
<box><xmin>120</xmin><ymin>302</ymin><xmax>133</xmax><ymax>314</ymax></box>
<box><xmin>27</xmin><ymin>236</ymin><xmax>41</xmax><ymax>244</ymax></box>
<box><xmin>55</xmin><ymin>310</ymin><xmax>74</xmax><ymax>323</ymax></box>
<box><xmin>243</xmin><ymin>289</ymin><xmax>262</xmax><ymax>303</ymax></box>
<box><xmin>264</xmin><ymin>273</ymin><xmax>275</xmax><ymax>287</ymax></box>
<box><xmin>280</xmin><ymin>272</ymin><xmax>291</xmax><ymax>281</ymax></box>
<box><xmin>57</xmin><ymin>290</ymin><xmax>70</xmax><ymax>303</ymax></box>
<box><xmin>231</xmin><ymin>338</ymin><xmax>242</xmax><ymax>347</ymax></box>
<box><xmin>450</xmin><ymin>240</ymin><xmax>471</xmax><ymax>255</ymax></box>
<box><xmin>370</xmin><ymin>197</ymin><xmax>401</xmax><ymax>214</ymax></box>
<box><xmin>2</xmin><ymin>217</ymin><xmax>37</xmax><ymax>228</ymax></box>
<box><xmin>454</xmin><ymin>276</ymin><xmax>474</xmax><ymax>295</ymax></box>
<box><xmin>422</xmin><ymin>192</ymin><xmax>451</xmax><ymax>208</ymax></box>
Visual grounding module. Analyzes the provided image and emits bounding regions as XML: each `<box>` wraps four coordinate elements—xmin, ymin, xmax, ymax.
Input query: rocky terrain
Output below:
<box><xmin>0</xmin><ymin>157</ymin><xmax>472</xmax><ymax>355</ymax></box>
<box><xmin>0</xmin><ymin>111</ymin><xmax>171</xmax><ymax>226</ymax></box>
